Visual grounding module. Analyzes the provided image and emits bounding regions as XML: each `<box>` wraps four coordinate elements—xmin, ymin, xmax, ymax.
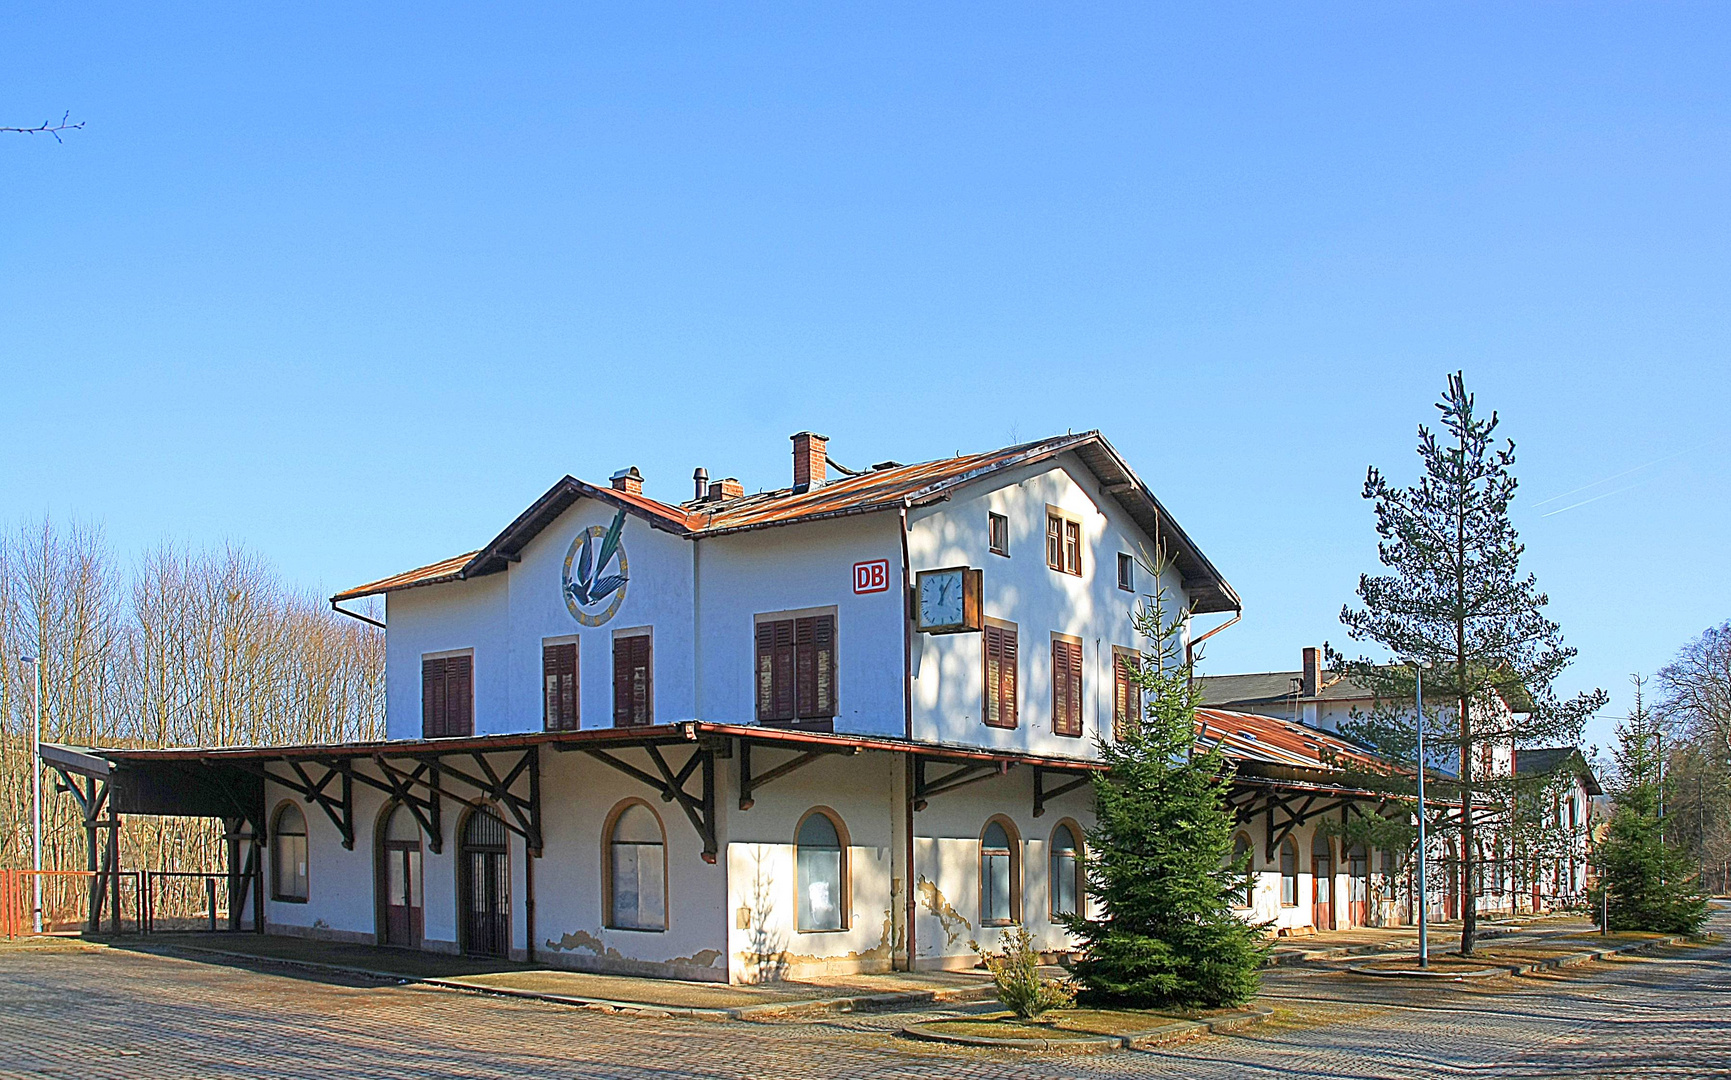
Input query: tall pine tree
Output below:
<box><xmin>1333</xmin><ymin>373</ymin><xmax>1605</xmax><ymax>955</ymax></box>
<box><xmin>1063</xmin><ymin>577</ymin><xmax>1268</xmax><ymax>1007</ymax></box>
<box><xmin>1594</xmin><ymin>678</ymin><xmax>1709</xmax><ymax>934</ymax></box>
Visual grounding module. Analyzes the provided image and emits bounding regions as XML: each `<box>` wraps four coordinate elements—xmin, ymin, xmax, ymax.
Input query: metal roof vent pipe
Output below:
<box><xmin>693</xmin><ymin>467</ymin><xmax>708</xmax><ymax>502</ymax></box>
<box><xmin>791</xmin><ymin>431</ymin><xmax>827</xmax><ymax>493</ymax></box>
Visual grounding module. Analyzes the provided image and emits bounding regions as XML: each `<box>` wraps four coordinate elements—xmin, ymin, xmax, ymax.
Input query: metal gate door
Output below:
<box><xmin>460</xmin><ymin>807</ymin><xmax>510</xmax><ymax>958</ymax></box>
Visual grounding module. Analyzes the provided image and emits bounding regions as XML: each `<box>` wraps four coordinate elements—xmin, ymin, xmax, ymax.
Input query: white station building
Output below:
<box><xmin>43</xmin><ymin>431</ymin><xmax>1476</xmax><ymax>980</ymax></box>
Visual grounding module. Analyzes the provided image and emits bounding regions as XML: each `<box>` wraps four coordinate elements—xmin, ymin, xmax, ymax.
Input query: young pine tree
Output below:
<box><xmin>1594</xmin><ymin>679</ymin><xmax>1709</xmax><ymax>934</ymax></box>
<box><xmin>1334</xmin><ymin>372</ymin><xmax>1605</xmax><ymax>954</ymax></box>
<box><xmin>1062</xmin><ymin>577</ymin><xmax>1269</xmax><ymax>1008</ymax></box>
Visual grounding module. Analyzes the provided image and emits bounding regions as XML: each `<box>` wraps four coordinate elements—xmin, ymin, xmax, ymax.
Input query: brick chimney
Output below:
<box><xmin>709</xmin><ymin>477</ymin><xmax>744</xmax><ymax>501</ymax></box>
<box><xmin>791</xmin><ymin>431</ymin><xmax>827</xmax><ymax>492</ymax></box>
<box><xmin>1301</xmin><ymin>647</ymin><xmax>1322</xmax><ymax>698</ymax></box>
<box><xmin>610</xmin><ymin>467</ymin><xmax>644</xmax><ymax>496</ymax></box>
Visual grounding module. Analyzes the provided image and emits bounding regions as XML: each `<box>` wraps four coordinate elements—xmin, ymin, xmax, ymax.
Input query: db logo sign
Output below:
<box><xmin>853</xmin><ymin>559</ymin><xmax>890</xmax><ymax>594</ymax></box>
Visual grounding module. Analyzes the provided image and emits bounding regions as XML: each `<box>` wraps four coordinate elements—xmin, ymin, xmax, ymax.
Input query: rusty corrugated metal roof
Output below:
<box><xmin>332</xmin><ymin>431</ymin><xmax>1239</xmax><ymax>611</ymax></box>
<box><xmin>331</xmin><ymin>551</ymin><xmax>478</xmax><ymax>602</ymax></box>
<box><xmin>1196</xmin><ymin>708</ymin><xmax>1385</xmax><ymax>773</ymax></box>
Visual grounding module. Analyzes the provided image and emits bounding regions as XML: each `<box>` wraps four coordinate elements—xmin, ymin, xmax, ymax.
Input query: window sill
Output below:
<box><xmin>272</xmin><ymin>895</ymin><xmax>309</xmax><ymax>905</ymax></box>
<box><xmin>989</xmin><ymin>548</ymin><xmax>1009</xmax><ymax>558</ymax></box>
<box><xmin>795</xmin><ymin>925</ymin><xmax>850</xmax><ymax>935</ymax></box>
<box><xmin>980</xmin><ymin>919</ymin><xmax>1017</xmax><ymax>928</ymax></box>
<box><xmin>603</xmin><ymin>924</ymin><xmax>666</xmax><ymax>933</ymax></box>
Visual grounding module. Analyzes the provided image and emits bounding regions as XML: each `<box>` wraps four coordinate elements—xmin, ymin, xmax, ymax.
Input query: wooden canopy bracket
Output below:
<box><xmin>358</xmin><ymin>756</ymin><xmax>444</xmax><ymax>854</ymax></box>
<box><xmin>259</xmin><ymin>758</ymin><xmax>356</xmax><ymax>850</ymax></box>
<box><xmin>579</xmin><ymin>742</ymin><xmax>718</xmax><ymax>863</ymax></box>
<box><xmin>912</xmin><ymin>757</ymin><xmax>1013</xmax><ymax>811</ymax></box>
<box><xmin>737</xmin><ymin>741</ymin><xmax>857</xmax><ymax>811</ymax></box>
<box><xmin>415</xmin><ymin>747</ymin><xmax>544</xmax><ymax>857</ymax></box>
<box><xmin>1032</xmin><ymin>767</ymin><xmax>1092</xmax><ymax>818</ymax></box>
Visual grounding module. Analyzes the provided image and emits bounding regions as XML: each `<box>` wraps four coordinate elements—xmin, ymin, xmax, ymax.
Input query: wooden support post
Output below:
<box><xmin>84</xmin><ymin>777</ymin><xmax>102</xmax><ymax>935</ymax></box>
<box><xmin>107</xmin><ymin>816</ymin><xmax>121</xmax><ymax>935</ymax></box>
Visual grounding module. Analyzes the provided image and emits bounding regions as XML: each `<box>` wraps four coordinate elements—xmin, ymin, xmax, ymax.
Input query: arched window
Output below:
<box><xmin>1279</xmin><ymin>835</ymin><xmax>1299</xmax><ymax>907</ymax></box>
<box><xmin>608</xmin><ymin>802</ymin><xmax>666</xmax><ymax>931</ymax></box>
<box><xmin>796</xmin><ymin>810</ymin><xmax>847</xmax><ymax>932</ymax></box>
<box><xmin>980</xmin><ymin>818</ymin><xmax>1020</xmax><ymax>926</ymax></box>
<box><xmin>1232</xmin><ymin>832</ymin><xmax>1254</xmax><ymax>906</ymax></box>
<box><xmin>1049</xmin><ymin>823</ymin><xmax>1080</xmax><ymax>918</ymax></box>
<box><xmin>272</xmin><ymin>803</ymin><xmax>309</xmax><ymax>902</ymax></box>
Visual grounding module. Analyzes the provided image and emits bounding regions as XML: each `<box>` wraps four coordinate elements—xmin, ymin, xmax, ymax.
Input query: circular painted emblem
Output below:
<box><xmin>562</xmin><ymin>509</ymin><xmax>630</xmax><ymax>627</ymax></box>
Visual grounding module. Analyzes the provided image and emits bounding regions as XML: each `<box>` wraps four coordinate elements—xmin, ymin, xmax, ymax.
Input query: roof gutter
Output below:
<box><xmin>329</xmin><ymin>598</ymin><xmax>387</xmax><ymax>630</ymax></box>
<box><xmin>1186</xmin><ymin>608</ymin><xmax>1241</xmax><ymax>669</ymax></box>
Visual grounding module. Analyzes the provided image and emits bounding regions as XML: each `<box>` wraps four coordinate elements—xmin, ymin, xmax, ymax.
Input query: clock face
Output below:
<box><xmin>919</xmin><ymin>569</ymin><xmax>966</xmax><ymax>630</ymax></box>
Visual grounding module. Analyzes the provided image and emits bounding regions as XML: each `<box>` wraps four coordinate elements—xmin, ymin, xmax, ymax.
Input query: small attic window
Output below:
<box><xmin>871</xmin><ymin>460</ymin><xmax>903</xmax><ymax>471</ymax></box>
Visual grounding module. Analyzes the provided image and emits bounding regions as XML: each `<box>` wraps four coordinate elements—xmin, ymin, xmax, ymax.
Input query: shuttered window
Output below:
<box><xmin>543</xmin><ymin>642</ymin><xmax>578</xmax><ymax>731</ymax></box>
<box><xmin>1052</xmin><ymin>638</ymin><xmax>1083</xmax><ymax>737</ymax></box>
<box><xmin>613</xmin><ymin>634</ymin><xmax>653</xmax><ymax>727</ymax></box>
<box><xmin>422</xmin><ymin>655</ymin><xmax>473</xmax><ymax>738</ymax></box>
<box><xmin>1112</xmin><ymin>650</ymin><xmax>1141</xmax><ymax>740</ymax></box>
<box><xmin>756</xmin><ymin>614</ymin><xmax>836</xmax><ymax>722</ymax></box>
<box><xmin>1046</xmin><ymin>513</ymin><xmax>1081</xmax><ymax>575</ymax></box>
<box><xmin>983</xmin><ymin>623</ymin><xmax>1018</xmax><ymax>729</ymax></box>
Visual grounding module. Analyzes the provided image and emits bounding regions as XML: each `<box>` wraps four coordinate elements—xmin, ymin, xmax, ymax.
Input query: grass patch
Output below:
<box><xmin>916</xmin><ymin>1006</ymin><xmax>1255</xmax><ymax>1041</ymax></box>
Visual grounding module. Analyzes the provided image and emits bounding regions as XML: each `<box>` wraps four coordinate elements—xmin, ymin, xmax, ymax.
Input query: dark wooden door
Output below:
<box><xmin>460</xmin><ymin>808</ymin><xmax>510</xmax><ymax>958</ymax></box>
<box><xmin>382</xmin><ymin>843</ymin><xmax>422</xmax><ymax>947</ymax></box>
<box><xmin>1347</xmin><ymin>845</ymin><xmax>1369</xmax><ymax>927</ymax></box>
<box><xmin>1312</xmin><ymin>845</ymin><xmax>1334</xmax><ymax>930</ymax></box>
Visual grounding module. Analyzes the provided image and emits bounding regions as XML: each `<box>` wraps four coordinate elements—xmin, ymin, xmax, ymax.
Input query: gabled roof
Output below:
<box><xmin>333</xmin><ymin>431</ymin><xmax>1239</xmax><ymax>612</ymax></box>
<box><xmin>1515</xmin><ymin>746</ymin><xmax>1603</xmax><ymax>796</ymax></box>
<box><xmin>1197</xmin><ymin>670</ymin><xmax>1376</xmax><ymax>708</ymax></box>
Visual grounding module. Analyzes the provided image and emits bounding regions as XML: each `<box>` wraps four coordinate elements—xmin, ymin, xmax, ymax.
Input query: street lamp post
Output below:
<box><xmin>21</xmin><ymin>655</ymin><xmax>44</xmax><ymax>935</ymax></box>
<box><xmin>1414</xmin><ymin>660</ymin><xmax>1429</xmax><ymax>969</ymax></box>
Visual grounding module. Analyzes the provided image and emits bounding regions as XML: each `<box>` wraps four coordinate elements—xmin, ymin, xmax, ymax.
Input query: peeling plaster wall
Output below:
<box><xmin>723</xmin><ymin>752</ymin><xmax>898</xmax><ymax>981</ymax></box>
<box><xmin>906</xmin><ymin>453</ymin><xmax>1188</xmax><ymax>760</ymax></box>
<box><xmin>907</xmin><ymin>764</ymin><xmax>1094</xmax><ymax>970</ymax></box>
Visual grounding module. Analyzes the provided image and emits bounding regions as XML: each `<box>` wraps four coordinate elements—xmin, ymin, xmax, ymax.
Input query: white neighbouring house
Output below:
<box><xmin>41</xmin><ymin>431</ymin><xmax>1434</xmax><ymax>979</ymax></box>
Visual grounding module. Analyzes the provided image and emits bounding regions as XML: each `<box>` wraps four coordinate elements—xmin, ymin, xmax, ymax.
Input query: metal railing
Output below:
<box><xmin>0</xmin><ymin>869</ymin><xmax>143</xmax><ymax>937</ymax></box>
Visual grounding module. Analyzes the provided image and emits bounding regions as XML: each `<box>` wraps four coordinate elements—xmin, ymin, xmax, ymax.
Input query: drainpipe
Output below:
<box><xmin>899</xmin><ymin>504</ymin><xmax>917</xmax><ymax>971</ymax></box>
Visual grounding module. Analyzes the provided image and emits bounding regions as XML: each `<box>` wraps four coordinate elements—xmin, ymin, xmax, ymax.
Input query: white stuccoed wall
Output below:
<box><xmin>907</xmin><ymin>454</ymin><xmax>1189</xmax><ymax>759</ymax></box>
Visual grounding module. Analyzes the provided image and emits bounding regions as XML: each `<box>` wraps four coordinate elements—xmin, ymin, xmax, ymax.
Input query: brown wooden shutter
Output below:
<box><xmin>792</xmin><ymin>615</ymin><xmax>836</xmax><ymax>719</ymax></box>
<box><xmin>447</xmin><ymin>654</ymin><xmax>473</xmax><ymax>736</ymax></box>
<box><xmin>757</xmin><ymin>619</ymin><xmax>797</xmax><ymax>721</ymax></box>
<box><xmin>1053</xmin><ymin>640</ymin><xmax>1082</xmax><ymax>736</ymax></box>
<box><xmin>1113</xmin><ymin>653</ymin><xmax>1140</xmax><ymax>740</ymax></box>
<box><xmin>422</xmin><ymin>657</ymin><xmax>443</xmax><ymax>738</ymax></box>
<box><xmin>614</xmin><ymin>636</ymin><xmax>651</xmax><ymax>727</ymax></box>
<box><xmin>985</xmin><ymin>625</ymin><xmax>1019</xmax><ymax>729</ymax></box>
<box><xmin>544</xmin><ymin>642</ymin><xmax>577</xmax><ymax>731</ymax></box>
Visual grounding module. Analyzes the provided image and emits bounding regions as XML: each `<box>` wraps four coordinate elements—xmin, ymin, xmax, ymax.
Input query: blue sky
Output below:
<box><xmin>6</xmin><ymin>3</ymin><xmax>1729</xmax><ymax>752</ymax></box>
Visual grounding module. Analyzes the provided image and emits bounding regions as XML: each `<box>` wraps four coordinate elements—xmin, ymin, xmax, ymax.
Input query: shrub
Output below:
<box><xmin>975</xmin><ymin>925</ymin><xmax>1076</xmax><ymax>1020</ymax></box>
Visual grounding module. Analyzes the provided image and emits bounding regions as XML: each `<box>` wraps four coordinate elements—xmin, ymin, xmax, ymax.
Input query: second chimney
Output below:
<box><xmin>1301</xmin><ymin>647</ymin><xmax>1322</xmax><ymax>698</ymax></box>
<box><xmin>692</xmin><ymin>467</ymin><xmax>708</xmax><ymax>501</ymax></box>
<box><xmin>610</xmin><ymin>467</ymin><xmax>644</xmax><ymax>496</ymax></box>
<box><xmin>791</xmin><ymin>431</ymin><xmax>828</xmax><ymax>492</ymax></box>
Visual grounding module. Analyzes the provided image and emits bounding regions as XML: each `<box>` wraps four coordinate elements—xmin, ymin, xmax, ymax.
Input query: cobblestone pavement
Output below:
<box><xmin>2</xmin><ymin>908</ymin><xmax>1726</xmax><ymax>1080</ymax></box>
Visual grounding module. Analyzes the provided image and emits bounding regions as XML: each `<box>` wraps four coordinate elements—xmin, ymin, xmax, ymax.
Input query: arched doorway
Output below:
<box><xmin>1347</xmin><ymin>843</ymin><xmax>1369</xmax><ymax>927</ymax></box>
<box><xmin>377</xmin><ymin>803</ymin><xmax>422</xmax><ymax>948</ymax></box>
<box><xmin>1311</xmin><ymin>838</ymin><xmax>1334</xmax><ymax>930</ymax></box>
<box><xmin>459</xmin><ymin>805</ymin><xmax>510</xmax><ymax>957</ymax></box>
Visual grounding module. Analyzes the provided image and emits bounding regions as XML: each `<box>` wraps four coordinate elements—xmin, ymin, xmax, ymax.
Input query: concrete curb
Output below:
<box><xmin>1342</xmin><ymin>934</ymin><xmax>1688</xmax><ymax>980</ymax></box>
<box><xmin>133</xmin><ymin>941</ymin><xmax>995</xmax><ymax>1022</ymax></box>
<box><xmin>901</xmin><ymin>1006</ymin><xmax>1273</xmax><ymax>1053</ymax></box>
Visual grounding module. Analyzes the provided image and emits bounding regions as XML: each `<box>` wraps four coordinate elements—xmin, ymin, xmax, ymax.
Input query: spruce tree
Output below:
<box><xmin>1594</xmin><ymin>679</ymin><xmax>1709</xmax><ymax>934</ymax></box>
<box><xmin>1332</xmin><ymin>372</ymin><xmax>1606</xmax><ymax>955</ymax></box>
<box><xmin>1063</xmin><ymin>579</ymin><xmax>1269</xmax><ymax>1008</ymax></box>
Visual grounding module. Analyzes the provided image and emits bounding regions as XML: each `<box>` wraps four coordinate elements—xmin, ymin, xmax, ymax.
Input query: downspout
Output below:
<box><xmin>899</xmin><ymin>504</ymin><xmax>917</xmax><ymax>971</ymax></box>
<box><xmin>1185</xmin><ymin>608</ymin><xmax>1241</xmax><ymax>669</ymax></box>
